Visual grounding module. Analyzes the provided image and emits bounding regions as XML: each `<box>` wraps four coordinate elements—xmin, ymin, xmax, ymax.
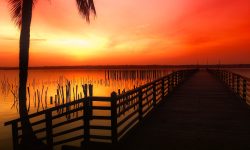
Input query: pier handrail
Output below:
<box><xmin>5</xmin><ymin>96</ymin><xmax>112</xmax><ymax>150</ymax></box>
<box><xmin>208</xmin><ymin>69</ymin><xmax>250</xmax><ymax>105</ymax></box>
<box><xmin>111</xmin><ymin>69</ymin><xmax>197</xmax><ymax>143</ymax></box>
<box><xmin>4</xmin><ymin>69</ymin><xmax>197</xmax><ymax>150</ymax></box>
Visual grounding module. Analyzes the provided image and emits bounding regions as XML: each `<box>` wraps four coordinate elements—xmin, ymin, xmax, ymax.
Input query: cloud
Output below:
<box><xmin>0</xmin><ymin>36</ymin><xmax>47</xmax><ymax>42</ymax></box>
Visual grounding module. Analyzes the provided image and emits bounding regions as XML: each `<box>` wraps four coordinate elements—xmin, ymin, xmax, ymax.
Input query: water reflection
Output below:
<box><xmin>0</xmin><ymin>69</ymin><xmax>172</xmax><ymax>115</ymax></box>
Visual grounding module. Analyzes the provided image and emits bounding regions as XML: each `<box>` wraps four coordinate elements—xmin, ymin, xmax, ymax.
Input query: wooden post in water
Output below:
<box><xmin>50</xmin><ymin>96</ymin><xmax>53</xmax><ymax>104</ymax></box>
<box><xmin>83</xmin><ymin>84</ymin><xmax>88</xmax><ymax>98</ymax></box>
<box><xmin>45</xmin><ymin>110</ymin><xmax>53</xmax><ymax>150</ymax></box>
<box><xmin>11</xmin><ymin>122</ymin><xmax>18</xmax><ymax>150</ymax></box>
<box><xmin>111</xmin><ymin>92</ymin><xmax>118</xmax><ymax>143</ymax></box>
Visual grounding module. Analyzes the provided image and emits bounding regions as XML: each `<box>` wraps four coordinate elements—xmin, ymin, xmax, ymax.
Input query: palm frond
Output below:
<box><xmin>8</xmin><ymin>0</ymin><xmax>22</xmax><ymax>28</ymax></box>
<box><xmin>8</xmin><ymin>0</ymin><xmax>37</xmax><ymax>28</ymax></box>
<box><xmin>76</xmin><ymin>0</ymin><xmax>96</xmax><ymax>22</ymax></box>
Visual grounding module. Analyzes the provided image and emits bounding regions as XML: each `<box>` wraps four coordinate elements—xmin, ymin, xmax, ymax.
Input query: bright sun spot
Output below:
<box><xmin>45</xmin><ymin>34</ymin><xmax>109</xmax><ymax>59</ymax></box>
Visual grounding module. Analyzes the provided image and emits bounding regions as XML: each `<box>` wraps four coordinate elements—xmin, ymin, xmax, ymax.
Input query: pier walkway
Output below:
<box><xmin>115</xmin><ymin>70</ymin><xmax>250</xmax><ymax>150</ymax></box>
<box><xmin>65</xmin><ymin>70</ymin><xmax>250</xmax><ymax>150</ymax></box>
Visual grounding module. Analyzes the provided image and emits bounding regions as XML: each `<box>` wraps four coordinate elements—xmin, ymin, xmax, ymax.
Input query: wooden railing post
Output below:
<box><xmin>243</xmin><ymin>79</ymin><xmax>247</xmax><ymax>101</ymax></box>
<box><xmin>229</xmin><ymin>73</ymin><xmax>232</xmax><ymax>89</ymax></box>
<box><xmin>167</xmin><ymin>76</ymin><xmax>171</xmax><ymax>93</ymax></box>
<box><xmin>83</xmin><ymin>98</ymin><xmax>90</xmax><ymax>144</ymax></box>
<box><xmin>45</xmin><ymin>110</ymin><xmax>53</xmax><ymax>150</ymax></box>
<box><xmin>221</xmin><ymin>71</ymin><xmax>223</xmax><ymax>80</ymax></box>
<box><xmin>232</xmin><ymin>75</ymin><xmax>236</xmax><ymax>92</ymax></box>
<box><xmin>153</xmin><ymin>82</ymin><xmax>156</xmax><ymax>107</ymax></box>
<box><xmin>138</xmin><ymin>89</ymin><xmax>143</xmax><ymax>121</ymax></box>
<box><xmin>111</xmin><ymin>92</ymin><xmax>118</xmax><ymax>143</ymax></box>
<box><xmin>225</xmin><ymin>72</ymin><xmax>227</xmax><ymax>83</ymax></box>
<box><xmin>237</xmin><ymin>76</ymin><xmax>240</xmax><ymax>94</ymax></box>
<box><xmin>161</xmin><ymin>78</ymin><xmax>165</xmax><ymax>100</ymax></box>
<box><xmin>88</xmin><ymin>84</ymin><xmax>93</xmax><ymax>116</ymax></box>
<box><xmin>225</xmin><ymin>72</ymin><xmax>227</xmax><ymax>84</ymax></box>
<box><xmin>171</xmin><ymin>74</ymin><xmax>174</xmax><ymax>89</ymax></box>
<box><xmin>173</xmin><ymin>72</ymin><xmax>176</xmax><ymax>87</ymax></box>
<box><xmin>11</xmin><ymin>122</ymin><xmax>18</xmax><ymax>150</ymax></box>
<box><xmin>176</xmin><ymin>71</ymin><xmax>179</xmax><ymax>85</ymax></box>
<box><xmin>178</xmin><ymin>71</ymin><xmax>182</xmax><ymax>83</ymax></box>
<box><xmin>176</xmin><ymin>72</ymin><xmax>179</xmax><ymax>85</ymax></box>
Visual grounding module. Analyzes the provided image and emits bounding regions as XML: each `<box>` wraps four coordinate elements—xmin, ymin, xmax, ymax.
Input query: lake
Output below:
<box><xmin>0</xmin><ymin>68</ymin><xmax>174</xmax><ymax>150</ymax></box>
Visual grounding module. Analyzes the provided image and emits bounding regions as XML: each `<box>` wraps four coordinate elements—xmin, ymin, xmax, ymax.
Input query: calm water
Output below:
<box><xmin>1</xmin><ymin>68</ymin><xmax>249</xmax><ymax>150</ymax></box>
<box><xmin>0</xmin><ymin>68</ymin><xmax>173</xmax><ymax>150</ymax></box>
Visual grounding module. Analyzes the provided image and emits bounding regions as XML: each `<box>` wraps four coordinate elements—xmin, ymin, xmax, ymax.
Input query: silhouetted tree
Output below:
<box><xmin>8</xmin><ymin>0</ymin><xmax>96</xmax><ymax>149</ymax></box>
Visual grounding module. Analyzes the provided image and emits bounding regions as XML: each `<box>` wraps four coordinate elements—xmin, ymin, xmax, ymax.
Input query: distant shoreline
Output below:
<box><xmin>0</xmin><ymin>64</ymin><xmax>250</xmax><ymax>70</ymax></box>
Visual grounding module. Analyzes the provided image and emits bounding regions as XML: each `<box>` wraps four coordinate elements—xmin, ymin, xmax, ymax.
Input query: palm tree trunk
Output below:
<box><xmin>18</xmin><ymin>0</ymin><xmax>37</xmax><ymax>148</ymax></box>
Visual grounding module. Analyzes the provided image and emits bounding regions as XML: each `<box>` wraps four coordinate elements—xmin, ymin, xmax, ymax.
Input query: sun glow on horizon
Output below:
<box><xmin>0</xmin><ymin>0</ymin><xmax>249</xmax><ymax>66</ymax></box>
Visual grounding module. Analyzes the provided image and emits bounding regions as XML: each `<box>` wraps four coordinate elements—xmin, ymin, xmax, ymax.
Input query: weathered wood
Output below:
<box><xmin>210</xmin><ymin>69</ymin><xmax>249</xmax><ymax>103</ymax></box>
<box><xmin>237</xmin><ymin>75</ymin><xmax>240</xmax><ymax>94</ymax></box>
<box><xmin>116</xmin><ymin>70</ymin><xmax>250</xmax><ymax>150</ymax></box>
<box><xmin>52</xmin><ymin>116</ymin><xmax>83</xmax><ymax>128</ymax></box>
<box><xmin>11</xmin><ymin>122</ymin><xmax>18</xmax><ymax>150</ymax></box>
<box><xmin>138</xmin><ymin>89</ymin><xmax>143</xmax><ymax>121</ymax></box>
<box><xmin>54</xmin><ymin>135</ymin><xmax>84</xmax><ymax>146</ymax></box>
<box><xmin>118</xmin><ymin>116</ymin><xmax>140</xmax><ymax>138</ymax></box>
<box><xmin>5</xmin><ymin>96</ymin><xmax>110</xmax><ymax>126</ymax></box>
<box><xmin>161</xmin><ymin>79</ymin><xmax>164</xmax><ymax>100</ymax></box>
<box><xmin>118</xmin><ymin>101</ymin><xmax>139</xmax><ymax>117</ymax></box>
<box><xmin>243</xmin><ymin>79</ymin><xmax>247</xmax><ymax>101</ymax></box>
<box><xmin>152</xmin><ymin>82</ymin><xmax>156</xmax><ymax>107</ymax></box>
<box><xmin>111</xmin><ymin>92</ymin><xmax>118</xmax><ymax>143</ymax></box>
<box><xmin>45</xmin><ymin>110</ymin><xmax>53</xmax><ymax>149</ymax></box>
<box><xmin>89</xmin><ymin>84</ymin><xmax>93</xmax><ymax>116</ymax></box>
<box><xmin>83</xmin><ymin>97</ymin><xmax>90</xmax><ymax>144</ymax></box>
<box><xmin>53</xmin><ymin>125</ymin><xmax>84</xmax><ymax>138</ymax></box>
<box><xmin>117</xmin><ymin>109</ymin><xmax>139</xmax><ymax>127</ymax></box>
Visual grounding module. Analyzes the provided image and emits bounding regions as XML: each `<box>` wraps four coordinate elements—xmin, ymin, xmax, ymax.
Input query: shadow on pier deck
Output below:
<box><xmin>64</xmin><ymin>70</ymin><xmax>250</xmax><ymax>150</ymax></box>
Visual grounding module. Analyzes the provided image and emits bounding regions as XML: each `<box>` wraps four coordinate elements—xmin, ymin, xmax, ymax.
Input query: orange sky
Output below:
<box><xmin>0</xmin><ymin>0</ymin><xmax>249</xmax><ymax>67</ymax></box>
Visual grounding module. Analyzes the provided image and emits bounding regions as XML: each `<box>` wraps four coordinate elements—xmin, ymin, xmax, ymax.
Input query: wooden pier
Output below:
<box><xmin>112</xmin><ymin>70</ymin><xmax>250</xmax><ymax>150</ymax></box>
<box><xmin>5</xmin><ymin>69</ymin><xmax>250</xmax><ymax>150</ymax></box>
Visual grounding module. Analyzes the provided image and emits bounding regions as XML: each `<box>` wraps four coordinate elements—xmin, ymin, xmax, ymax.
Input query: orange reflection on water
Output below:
<box><xmin>0</xmin><ymin>69</ymin><xmax>172</xmax><ymax>118</ymax></box>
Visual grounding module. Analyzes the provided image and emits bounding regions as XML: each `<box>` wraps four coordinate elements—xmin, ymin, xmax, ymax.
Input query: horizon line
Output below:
<box><xmin>0</xmin><ymin>64</ymin><xmax>250</xmax><ymax>70</ymax></box>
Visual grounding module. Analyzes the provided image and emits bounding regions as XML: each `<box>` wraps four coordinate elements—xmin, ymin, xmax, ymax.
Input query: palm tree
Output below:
<box><xmin>8</xmin><ymin>0</ymin><xmax>96</xmax><ymax>149</ymax></box>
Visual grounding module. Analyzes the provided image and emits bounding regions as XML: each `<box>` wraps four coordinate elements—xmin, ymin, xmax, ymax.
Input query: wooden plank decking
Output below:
<box><xmin>64</xmin><ymin>70</ymin><xmax>250</xmax><ymax>150</ymax></box>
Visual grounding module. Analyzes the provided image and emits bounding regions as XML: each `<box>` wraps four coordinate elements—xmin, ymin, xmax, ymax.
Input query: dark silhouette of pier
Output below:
<box><xmin>114</xmin><ymin>70</ymin><xmax>250</xmax><ymax>150</ymax></box>
<box><xmin>64</xmin><ymin>70</ymin><xmax>250</xmax><ymax>150</ymax></box>
<box><xmin>5</xmin><ymin>69</ymin><xmax>250</xmax><ymax>150</ymax></box>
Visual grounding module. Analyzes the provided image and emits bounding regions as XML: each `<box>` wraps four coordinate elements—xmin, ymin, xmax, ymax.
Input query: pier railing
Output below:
<box><xmin>5</xmin><ymin>96</ymin><xmax>112</xmax><ymax>150</ymax></box>
<box><xmin>209</xmin><ymin>69</ymin><xmax>250</xmax><ymax>105</ymax></box>
<box><xmin>5</xmin><ymin>69</ymin><xmax>197</xmax><ymax>150</ymax></box>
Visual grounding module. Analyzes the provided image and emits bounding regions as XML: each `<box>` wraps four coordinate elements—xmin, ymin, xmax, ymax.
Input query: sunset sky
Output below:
<box><xmin>0</xmin><ymin>0</ymin><xmax>249</xmax><ymax>67</ymax></box>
